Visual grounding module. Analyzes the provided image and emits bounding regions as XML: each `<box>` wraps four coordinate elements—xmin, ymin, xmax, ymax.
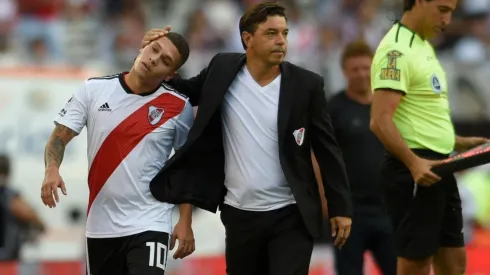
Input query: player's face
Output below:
<box><xmin>343</xmin><ymin>55</ymin><xmax>372</xmax><ymax>93</ymax></box>
<box><xmin>245</xmin><ymin>15</ymin><xmax>288</xmax><ymax>66</ymax></box>
<box><xmin>421</xmin><ymin>0</ymin><xmax>457</xmax><ymax>38</ymax></box>
<box><xmin>134</xmin><ymin>36</ymin><xmax>181</xmax><ymax>81</ymax></box>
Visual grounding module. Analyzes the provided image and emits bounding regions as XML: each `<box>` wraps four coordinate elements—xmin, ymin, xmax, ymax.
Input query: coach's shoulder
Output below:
<box><xmin>209</xmin><ymin>52</ymin><xmax>246</xmax><ymax>65</ymax></box>
<box><xmin>285</xmin><ymin>62</ymin><xmax>323</xmax><ymax>83</ymax></box>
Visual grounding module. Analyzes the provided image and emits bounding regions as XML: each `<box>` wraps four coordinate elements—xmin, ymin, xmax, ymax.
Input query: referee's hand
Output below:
<box><xmin>410</xmin><ymin>157</ymin><xmax>443</xmax><ymax>186</ymax></box>
<box><xmin>170</xmin><ymin>220</ymin><xmax>195</xmax><ymax>259</ymax></box>
<box><xmin>330</xmin><ymin>216</ymin><xmax>352</xmax><ymax>249</ymax></box>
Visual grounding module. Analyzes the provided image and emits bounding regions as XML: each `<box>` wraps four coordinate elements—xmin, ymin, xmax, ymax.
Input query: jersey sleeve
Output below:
<box><xmin>371</xmin><ymin>45</ymin><xmax>412</xmax><ymax>94</ymax></box>
<box><xmin>173</xmin><ymin>100</ymin><xmax>194</xmax><ymax>150</ymax></box>
<box><xmin>54</xmin><ymin>81</ymin><xmax>89</xmax><ymax>134</ymax></box>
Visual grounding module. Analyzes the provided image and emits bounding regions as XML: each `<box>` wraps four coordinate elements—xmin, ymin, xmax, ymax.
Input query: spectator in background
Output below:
<box><xmin>0</xmin><ymin>0</ymin><xmax>15</xmax><ymax>52</ymax></box>
<box><xmin>15</xmin><ymin>0</ymin><xmax>64</xmax><ymax>61</ymax></box>
<box><xmin>0</xmin><ymin>154</ymin><xmax>45</xmax><ymax>261</ymax></box>
<box><xmin>328</xmin><ymin>41</ymin><xmax>396</xmax><ymax>275</ymax></box>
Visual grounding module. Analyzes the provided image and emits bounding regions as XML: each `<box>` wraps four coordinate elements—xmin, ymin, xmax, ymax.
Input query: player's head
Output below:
<box><xmin>0</xmin><ymin>154</ymin><xmax>11</xmax><ymax>186</ymax></box>
<box><xmin>134</xmin><ymin>32</ymin><xmax>190</xmax><ymax>81</ymax></box>
<box><xmin>404</xmin><ymin>0</ymin><xmax>458</xmax><ymax>38</ymax></box>
<box><xmin>341</xmin><ymin>40</ymin><xmax>373</xmax><ymax>94</ymax></box>
<box><xmin>239</xmin><ymin>1</ymin><xmax>288</xmax><ymax>66</ymax></box>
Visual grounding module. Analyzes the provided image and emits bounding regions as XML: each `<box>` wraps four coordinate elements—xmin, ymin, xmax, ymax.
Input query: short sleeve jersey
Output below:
<box><xmin>371</xmin><ymin>22</ymin><xmax>455</xmax><ymax>154</ymax></box>
<box><xmin>54</xmin><ymin>73</ymin><xmax>194</xmax><ymax>238</ymax></box>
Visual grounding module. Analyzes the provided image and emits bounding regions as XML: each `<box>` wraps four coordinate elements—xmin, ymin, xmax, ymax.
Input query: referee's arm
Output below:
<box><xmin>309</xmin><ymin>76</ymin><xmax>352</xmax><ymax>218</ymax></box>
<box><xmin>370</xmin><ymin>48</ymin><xmax>440</xmax><ymax>185</ymax></box>
<box><xmin>370</xmin><ymin>90</ymin><xmax>419</xmax><ymax>167</ymax></box>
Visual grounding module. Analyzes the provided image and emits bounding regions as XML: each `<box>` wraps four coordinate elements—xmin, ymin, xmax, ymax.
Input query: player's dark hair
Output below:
<box><xmin>166</xmin><ymin>32</ymin><xmax>190</xmax><ymax>69</ymax></box>
<box><xmin>0</xmin><ymin>154</ymin><xmax>10</xmax><ymax>176</ymax></box>
<box><xmin>341</xmin><ymin>40</ymin><xmax>373</xmax><ymax>68</ymax></box>
<box><xmin>239</xmin><ymin>1</ymin><xmax>287</xmax><ymax>50</ymax></box>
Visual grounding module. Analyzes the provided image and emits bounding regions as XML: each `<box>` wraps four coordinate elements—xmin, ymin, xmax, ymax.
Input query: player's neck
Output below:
<box><xmin>245</xmin><ymin>54</ymin><xmax>280</xmax><ymax>86</ymax></box>
<box><xmin>345</xmin><ymin>88</ymin><xmax>372</xmax><ymax>105</ymax></box>
<box><xmin>125</xmin><ymin>70</ymin><xmax>161</xmax><ymax>95</ymax></box>
<box><xmin>400</xmin><ymin>12</ymin><xmax>425</xmax><ymax>39</ymax></box>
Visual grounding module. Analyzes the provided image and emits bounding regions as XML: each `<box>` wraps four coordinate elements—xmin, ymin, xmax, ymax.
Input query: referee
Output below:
<box><xmin>370</xmin><ymin>0</ymin><xmax>488</xmax><ymax>275</ymax></box>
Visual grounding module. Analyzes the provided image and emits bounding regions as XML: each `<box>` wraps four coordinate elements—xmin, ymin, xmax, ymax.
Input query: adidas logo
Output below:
<box><xmin>98</xmin><ymin>103</ymin><xmax>111</xmax><ymax>112</ymax></box>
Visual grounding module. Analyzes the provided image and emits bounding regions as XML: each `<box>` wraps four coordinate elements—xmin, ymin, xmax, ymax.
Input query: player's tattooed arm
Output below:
<box><xmin>44</xmin><ymin>123</ymin><xmax>78</xmax><ymax>170</ymax></box>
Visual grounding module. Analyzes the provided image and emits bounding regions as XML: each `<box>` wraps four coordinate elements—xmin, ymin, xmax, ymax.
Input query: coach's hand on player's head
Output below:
<box><xmin>170</xmin><ymin>219</ymin><xmax>195</xmax><ymax>259</ymax></box>
<box><xmin>330</xmin><ymin>216</ymin><xmax>352</xmax><ymax>249</ymax></box>
<box><xmin>141</xmin><ymin>25</ymin><xmax>171</xmax><ymax>49</ymax></box>
<box><xmin>409</xmin><ymin>157</ymin><xmax>442</xmax><ymax>186</ymax></box>
<box><xmin>41</xmin><ymin>167</ymin><xmax>67</xmax><ymax>208</ymax></box>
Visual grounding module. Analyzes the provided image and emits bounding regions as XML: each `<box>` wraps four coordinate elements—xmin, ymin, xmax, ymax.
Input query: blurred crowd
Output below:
<box><xmin>0</xmin><ymin>0</ymin><xmax>489</xmax><ymax>94</ymax></box>
<box><xmin>1</xmin><ymin>0</ymin><xmax>490</xmax><ymax>268</ymax></box>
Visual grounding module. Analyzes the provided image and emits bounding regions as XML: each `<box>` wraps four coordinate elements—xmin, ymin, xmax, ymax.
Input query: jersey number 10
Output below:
<box><xmin>146</xmin><ymin>242</ymin><xmax>168</xmax><ymax>271</ymax></box>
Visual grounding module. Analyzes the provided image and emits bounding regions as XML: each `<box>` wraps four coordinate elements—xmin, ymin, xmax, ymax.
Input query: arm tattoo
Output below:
<box><xmin>44</xmin><ymin>124</ymin><xmax>77</xmax><ymax>169</ymax></box>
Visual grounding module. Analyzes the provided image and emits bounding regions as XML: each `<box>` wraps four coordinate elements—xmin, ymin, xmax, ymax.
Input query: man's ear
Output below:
<box><xmin>242</xmin><ymin>32</ymin><xmax>253</xmax><ymax>49</ymax></box>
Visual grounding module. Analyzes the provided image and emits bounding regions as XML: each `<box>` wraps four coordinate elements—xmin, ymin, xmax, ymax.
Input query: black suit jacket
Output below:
<box><xmin>150</xmin><ymin>53</ymin><xmax>352</xmax><ymax>238</ymax></box>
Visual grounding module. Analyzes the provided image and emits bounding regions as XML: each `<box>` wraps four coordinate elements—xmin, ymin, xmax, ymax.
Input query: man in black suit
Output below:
<box><xmin>143</xmin><ymin>2</ymin><xmax>352</xmax><ymax>274</ymax></box>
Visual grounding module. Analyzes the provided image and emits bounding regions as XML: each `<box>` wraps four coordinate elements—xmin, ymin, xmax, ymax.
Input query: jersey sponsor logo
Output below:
<box><xmin>380</xmin><ymin>50</ymin><xmax>403</xmax><ymax>81</ymax></box>
<box><xmin>293</xmin><ymin>127</ymin><xmax>305</xmax><ymax>146</ymax></box>
<box><xmin>98</xmin><ymin>103</ymin><xmax>112</xmax><ymax>112</ymax></box>
<box><xmin>148</xmin><ymin>105</ymin><xmax>164</xmax><ymax>126</ymax></box>
<box><xmin>58</xmin><ymin>108</ymin><xmax>67</xmax><ymax>117</ymax></box>
<box><xmin>430</xmin><ymin>73</ymin><xmax>442</xmax><ymax>94</ymax></box>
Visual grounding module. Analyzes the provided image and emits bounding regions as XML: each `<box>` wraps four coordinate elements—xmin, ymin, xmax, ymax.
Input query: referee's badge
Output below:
<box><xmin>293</xmin><ymin>127</ymin><xmax>305</xmax><ymax>146</ymax></box>
<box><xmin>430</xmin><ymin>74</ymin><xmax>442</xmax><ymax>94</ymax></box>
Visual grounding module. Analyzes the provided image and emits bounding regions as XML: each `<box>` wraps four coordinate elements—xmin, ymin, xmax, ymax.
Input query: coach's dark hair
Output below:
<box><xmin>0</xmin><ymin>154</ymin><xmax>10</xmax><ymax>176</ymax></box>
<box><xmin>403</xmin><ymin>0</ymin><xmax>416</xmax><ymax>11</ymax></box>
<box><xmin>404</xmin><ymin>0</ymin><xmax>434</xmax><ymax>11</ymax></box>
<box><xmin>239</xmin><ymin>1</ymin><xmax>287</xmax><ymax>50</ymax></box>
<box><xmin>166</xmin><ymin>32</ymin><xmax>190</xmax><ymax>69</ymax></box>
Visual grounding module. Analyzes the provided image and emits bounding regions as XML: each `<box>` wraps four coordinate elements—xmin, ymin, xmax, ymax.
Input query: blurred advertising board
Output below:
<box><xmin>0</xmin><ymin>67</ymin><xmax>96</xmax><ymax>221</ymax></box>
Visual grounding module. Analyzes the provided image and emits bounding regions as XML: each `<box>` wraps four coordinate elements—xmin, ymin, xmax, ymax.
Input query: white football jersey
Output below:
<box><xmin>54</xmin><ymin>73</ymin><xmax>193</xmax><ymax>238</ymax></box>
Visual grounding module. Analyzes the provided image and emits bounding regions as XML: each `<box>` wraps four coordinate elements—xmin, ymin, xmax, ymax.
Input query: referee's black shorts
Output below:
<box><xmin>380</xmin><ymin>149</ymin><xmax>464</xmax><ymax>259</ymax></box>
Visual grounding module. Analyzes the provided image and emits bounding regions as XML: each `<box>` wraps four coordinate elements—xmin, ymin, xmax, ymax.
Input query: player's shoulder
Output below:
<box><xmin>84</xmin><ymin>73</ymin><xmax>121</xmax><ymax>88</ymax></box>
<box><xmin>160</xmin><ymin>82</ymin><xmax>190</xmax><ymax>104</ymax></box>
<box><xmin>87</xmin><ymin>73</ymin><xmax>120</xmax><ymax>82</ymax></box>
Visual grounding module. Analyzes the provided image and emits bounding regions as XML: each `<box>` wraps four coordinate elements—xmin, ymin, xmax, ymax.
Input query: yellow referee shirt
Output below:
<box><xmin>371</xmin><ymin>22</ymin><xmax>455</xmax><ymax>155</ymax></box>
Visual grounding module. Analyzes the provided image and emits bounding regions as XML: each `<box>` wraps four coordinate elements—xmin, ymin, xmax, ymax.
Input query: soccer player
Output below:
<box><xmin>330</xmin><ymin>41</ymin><xmax>396</xmax><ymax>275</ymax></box>
<box><xmin>41</xmin><ymin>32</ymin><xmax>195</xmax><ymax>275</ymax></box>
<box><xmin>370</xmin><ymin>0</ymin><xmax>488</xmax><ymax>274</ymax></box>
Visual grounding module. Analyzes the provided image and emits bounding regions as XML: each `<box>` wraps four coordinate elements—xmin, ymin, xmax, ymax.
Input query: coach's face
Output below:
<box><xmin>343</xmin><ymin>55</ymin><xmax>372</xmax><ymax>93</ymax></box>
<box><xmin>421</xmin><ymin>0</ymin><xmax>457</xmax><ymax>38</ymax></box>
<box><xmin>134</xmin><ymin>36</ymin><xmax>181</xmax><ymax>81</ymax></box>
<box><xmin>246</xmin><ymin>15</ymin><xmax>288</xmax><ymax>65</ymax></box>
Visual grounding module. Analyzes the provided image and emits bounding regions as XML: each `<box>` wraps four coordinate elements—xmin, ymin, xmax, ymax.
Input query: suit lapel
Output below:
<box><xmin>193</xmin><ymin>54</ymin><xmax>246</xmax><ymax>136</ymax></box>
<box><xmin>277</xmin><ymin>62</ymin><xmax>295</xmax><ymax>146</ymax></box>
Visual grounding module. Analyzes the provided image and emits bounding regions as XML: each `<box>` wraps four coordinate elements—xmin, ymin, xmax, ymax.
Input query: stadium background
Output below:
<box><xmin>1</xmin><ymin>0</ymin><xmax>490</xmax><ymax>274</ymax></box>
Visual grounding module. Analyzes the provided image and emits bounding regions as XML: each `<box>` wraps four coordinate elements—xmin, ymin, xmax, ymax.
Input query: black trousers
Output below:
<box><xmin>220</xmin><ymin>204</ymin><xmax>314</xmax><ymax>275</ymax></box>
<box><xmin>334</xmin><ymin>212</ymin><xmax>397</xmax><ymax>275</ymax></box>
